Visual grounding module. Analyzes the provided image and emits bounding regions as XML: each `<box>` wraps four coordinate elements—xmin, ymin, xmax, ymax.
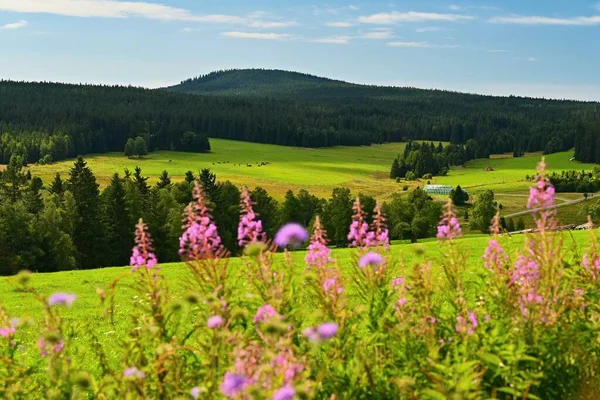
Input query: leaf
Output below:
<box><xmin>478</xmin><ymin>353</ymin><xmax>503</xmax><ymax>367</ymax></box>
<box><xmin>421</xmin><ymin>389</ymin><xmax>448</xmax><ymax>400</ymax></box>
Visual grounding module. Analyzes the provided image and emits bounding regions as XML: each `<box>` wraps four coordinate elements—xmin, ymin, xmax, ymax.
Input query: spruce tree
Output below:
<box><xmin>0</xmin><ymin>155</ymin><xmax>27</xmax><ymax>202</ymax></box>
<box><xmin>198</xmin><ymin>168</ymin><xmax>219</xmax><ymax>203</ymax></box>
<box><xmin>184</xmin><ymin>171</ymin><xmax>195</xmax><ymax>184</ymax></box>
<box><xmin>24</xmin><ymin>177</ymin><xmax>44</xmax><ymax>214</ymax></box>
<box><xmin>49</xmin><ymin>172</ymin><xmax>64</xmax><ymax>196</ymax></box>
<box><xmin>102</xmin><ymin>173</ymin><xmax>132</xmax><ymax>266</ymax></box>
<box><xmin>156</xmin><ymin>170</ymin><xmax>172</xmax><ymax>190</ymax></box>
<box><xmin>390</xmin><ymin>158</ymin><xmax>400</xmax><ymax>179</ymax></box>
<box><xmin>251</xmin><ymin>187</ymin><xmax>279</xmax><ymax>238</ymax></box>
<box><xmin>67</xmin><ymin>157</ymin><xmax>106</xmax><ymax>269</ymax></box>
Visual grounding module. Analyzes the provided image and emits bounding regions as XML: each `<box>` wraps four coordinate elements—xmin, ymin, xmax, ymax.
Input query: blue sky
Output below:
<box><xmin>0</xmin><ymin>0</ymin><xmax>599</xmax><ymax>100</ymax></box>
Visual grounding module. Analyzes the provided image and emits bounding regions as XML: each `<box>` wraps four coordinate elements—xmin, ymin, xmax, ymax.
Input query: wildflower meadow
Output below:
<box><xmin>1</xmin><ymin>159</ymin><xmax>600</xmax><ymax>399</ymax></box>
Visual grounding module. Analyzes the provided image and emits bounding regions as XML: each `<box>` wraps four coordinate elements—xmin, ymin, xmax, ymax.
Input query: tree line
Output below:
<box><xmin>390</xmin><ymin>141</ymin><xmax>479</xmax><ymax>179</ymax></box>
<box><xmin>0</xmin><ymin>156</ymin><xmax>446</xmax><ymax>275</ymax></box>
<box><xmin>1</xmin><ymin>80</ymin><xmax>599</xmax><ymax>165</ymax></box>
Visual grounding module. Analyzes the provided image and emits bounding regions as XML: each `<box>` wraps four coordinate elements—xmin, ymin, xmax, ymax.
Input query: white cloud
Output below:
<box><xmin>312</xmin><ymin>35</ymin><xmax>351</xmax><ymax>44</ymax></box>
<box><xmin>221</xmin><ymin>31</ymin><xmax>294</xmax><ymax>40</ymax></box>
<box><xmin>490</xmin><ymin>14</ymin><xmax>600</xmax><ymax>26</ymax></box>
<box><xmin>326</xmin><ymin>21</ymin><xmax>353</xmax><ymax>27</ymax></box>
<box><xmin>449</xmin><ymin>5</ymin><xmax>462</xmax><ymax>11</ymax></box>
<box><xmin>387</xmin><ymin>41</ymin><xmax>432</xmax><ymax>48</ymax></box>
<box><xmin>0</xmin><ymin>0</ymin><xmax>296</xmax><ymax>27</ymax></box>
<box><xmin>387</xmin><ymin>41</ymin><xmax>460</xmax><ymax>48</ymax></box>
<box><xmin>348</xmin><ymin>5</ymin><xmax>359</xmax><ymax>11</ymax></box>
<box><xmin>528</xmin><ymin>57</ymin><xmax>538</xmax><ymax>62</ymax></box>
<box><xmin>0</xmin><ymin>20</ymin><xmax>28</xmax><ymax>30</ymax></box>
<box><xmin>358</xmin><ymin>11</ymin><xmax>474</xmax><ymax>24</ymax></box>
<box><xmin>359</xmin><ymin>30</ymin><xmax>394</xmax><ymax>39</ymax></box>
<box><xmin>416</xmin><ymin>26</ymin><xmax>445</xmax><ymax>32</ymax></box>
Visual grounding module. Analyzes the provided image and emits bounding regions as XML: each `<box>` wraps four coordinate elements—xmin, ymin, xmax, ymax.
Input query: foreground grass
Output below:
<box><xmin>0</xmin><ymin>230</ymin><xmax>588</xmax><ymax>329</ymax></box>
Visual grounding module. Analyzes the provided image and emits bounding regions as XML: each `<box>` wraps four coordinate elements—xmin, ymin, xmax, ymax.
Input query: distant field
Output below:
<box><xmin>29</xmin><ymin>139</ymin><xmax>410</xmax><ymax>199</ymax></box>
<box><xmin>29</xmin><ymin>141</ymin><xmax>596</xmax><ymax>207</ymax></box>
<box><xmin>436</xmin><ymin>151</ymin><xmax>596</xmax><ymax>193</ymax></box>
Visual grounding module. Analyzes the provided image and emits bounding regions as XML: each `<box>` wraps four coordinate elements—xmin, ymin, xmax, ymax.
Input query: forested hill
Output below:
<box><xmin>167</xmin><ymin>69</ymin><xmax>353</xmax><ymax>97</ymax></box>
<box><xmin>0</xmin><ymin>73</ymin><xmax>599</xmax><ymax>165</ymax></box>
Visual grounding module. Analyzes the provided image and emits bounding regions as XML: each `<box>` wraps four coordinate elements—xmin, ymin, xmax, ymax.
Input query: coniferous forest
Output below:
<box><xmin>1</xmin><ymin>69</ymin><xmax>599</xmax><ymax>165</ymax></box>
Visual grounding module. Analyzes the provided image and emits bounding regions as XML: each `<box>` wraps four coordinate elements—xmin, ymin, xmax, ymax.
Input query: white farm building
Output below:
<box><xmin>423</xmin><ymin>185</ymin><xmax>468</xmax><ymax>196</ymax></box>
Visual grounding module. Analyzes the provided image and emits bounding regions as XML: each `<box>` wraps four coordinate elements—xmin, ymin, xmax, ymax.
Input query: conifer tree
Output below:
<box><xmin>49</xmin><ymin>172</ymin><xmax>64</xmax><ymax>196</ymax></box>
<box><xmin>67</xmin><ymin>157</ymin><xmax>105</xmax><ymax>268</ymax></box>
<box><xmin>156</xmin><ymin>170</ymin><xmax>172</xmax><ymax>190</ymax></box>
<box><xmin>102</xmin><ymin>173</ymin><xmax>132</xmax><ymax>266</ymax></box>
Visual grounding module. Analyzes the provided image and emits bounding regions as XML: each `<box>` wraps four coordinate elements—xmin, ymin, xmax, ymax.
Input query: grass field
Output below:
<box><xmin>0</xmin><ymin>229</ymin><xmax>591</xmax><ymax>372</ymax></box>
<box><xmin>28</xmin><ymin>140</ymin><xmax>595</xmax><ymax>201</ymax></box>
<box><xmin>29</xmin><ymin>140</ymin><xmax>409</xmax><ymax>199</ymax></box>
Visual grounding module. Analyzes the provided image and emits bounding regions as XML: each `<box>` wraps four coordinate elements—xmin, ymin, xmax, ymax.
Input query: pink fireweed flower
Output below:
<box><xmin>253</xmin><ymin>304</ymin><xmax>279</xmax><ymax>324</ymax></box>
<box><xmin>207</xmin><ymin>315</ymin><xmax>224</xmax><ymax>329</ymax></box>
<box><xmin>238</xmin><ymin>187</ymin><xmax>265</xmax><ymax>247</ymax></box>
<box><xmin>0</xmin><ymin>326</ymin><xmax>15</xmax><ymax>338</ymax></box>
<box><xmin>455</xmin><ymin>312</ymin><xmax>478</xmax><ymax>335</ymax></box>
<box><xmin>366</xmin><ymin>202</ymin><xmax>390</xmax><ymax>250</ymax></box>
<box><xmin>179</xmin><ymin>183</ymin><xmax>223</xmax><ymax>260</ymax></box>
<box><xmin>130</xmin><ymin>219</ymin><xmax>158</xmax><ymax>272</ymax></box>
<box><xmin>191</xmin><ymin>387</ymin><xmax>202</xmax><ymax>399</ymax></box>
<box><xmin>527</xmin><ymin>159</ymin><xmax>556</xmax><ymax>219</ymax></box>
<box><xmin>305</xmin><ymin>216</ymin><xmax>332</xmax><ymax>269</ymax></box>
<box><xmin>304</xmin><ymin>322</ymin><xmax>338</xmax><ymax>342</ymax></box>
<box><xmin>391</xmin><ymin>277</ymin><xmax>404</xmax><ymax>287</ymax></box>
<box><xmin>273</xmin><ymin>386</ymin><xmax>296</xmax><ymax>400</ymax></box>
<box><xmin>437</xmin><ymin>200</ymin><xmax>462</xmax><ymax>240</ymax></box>
<box><xmin>38</xmin><ymin>338</ymin><xmax>64</xmax><ymax>357</ymax></box>
<box><xmin>220</xmin><ymin>372</ymin><xmax>248</xmax><ymax>398</ymax></box>
<box><xmin>275</xmin><ymin>223</ymin><xmax>309</xmax><ymax>249</ymax></box>
<box><xmin>348</xmin><ymin>197</ymin><xmax>369</xmax><ymax>248</ymax></box>
<box><xmin>123</xmin><ymin>367</ymin><xmax>146</xmax><ymax>379</ymax></box>
<box><xmin>48</xmin><ymin>292</ymin><xmax>77</xmax><ymax>306</ymax></box>
<box><xmin>483</xmin><ymin>239</ymin><xmax>509</xmax><ymax>273</ymax></box>
<box><xmin>323</xmin><ymin>277</ymin><xmax>344</xmax><ymax>294</ymax></box>
<box><xmin>359</xmin><ymin>252</ymin><xmax>384</xmax><ymax>269</ymax></box>
<box><xmin>583</xmin><ymin>253</ymin><xmax>600</xmax><ymax>280</ymax></box>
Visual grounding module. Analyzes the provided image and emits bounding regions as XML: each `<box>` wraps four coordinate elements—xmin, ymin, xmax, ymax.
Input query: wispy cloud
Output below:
<box><xmin>358</xmin><ymin>11</ymin><xmax>474</xmax><ymax>24</ymax></box>
<box><xmin>359</xmin><ymin>29</ymin><xmax>394</xmax><ymax>39</ymax></box>
<box><xmin>490</xmin><ymin>14</ymin><xmax>600</xmax><ymax>26</ymax></box>
<box><xmin>0</xmin><ymin>20</ymin><xmax>28</xmax><ymax>30</ymax></box>
<box><xmin>487</xmin><ymin>49</ymin><xmax>508</xmax><ymax>53</ymax></box>
<box><xmin>326</xmin><ymin>21</ymin><xmax>353</xmax><ymax>28</ymax></box>
<box><xmin>221</xmin><ymin>31</ymin><xmax>295</xmax><ymax>40</ymax></box>
<box><xmin>528</xmin><ymin>57</ymin><xmax>538</xmax><ymax>62</ymax></box>
<box><xmin>0</xmin><ymin>0</ymin><xmax>296</xmax><ymax>27</ymax></box>
<box><xmin>312</xmin><ymin>35</ymin><xmax>351</xmax><ymax>44</ymax></box>
<box><xmin>387</xmin><ymin>41</ymin><xmax>460</xmax><ymax>48</ymax></box>
<box><xmin>415</xmin><ymin>26</ymin><xmax>445</xmax><ymax>32</ymax></box>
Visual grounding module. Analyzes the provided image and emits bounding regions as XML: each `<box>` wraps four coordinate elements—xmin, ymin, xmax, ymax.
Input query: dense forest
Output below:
<box><xmin>0</xmin><ymin>155</ymin><xmax>444</xmax><ymax>275</ymax></box>
<box><xmin>1</xmin><ymin>69</ymin><xmax>599</xmax><ymax>165</ymax></box>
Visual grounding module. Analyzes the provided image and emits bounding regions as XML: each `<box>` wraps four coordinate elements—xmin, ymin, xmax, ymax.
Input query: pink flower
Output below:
<box><xmin>0</xmin><ymin>326</ymin><xmax>15</xmax><ymax>338</ymax></box>
<box><xmin>130</xmin><ymin>219</ymin><xmax>158</xmax><ymax>272</ymax></box>
<box><xmin>359</xmin><ymin>252</ymin><xmax>384</xmax><ymax>269</ymax></box>
<box><xmin>437</xmin><ymin>201</ymin><xmax>462</xmax><ymax>240</ymax></box>
<box><xmin>253</xmin><ymin>304</ymin><xmax>279</xmax><ymax>324</ymax></box>
<box><xmin>207</xmin><ymin>315</ymin><xmax>224</xmax><ymax>329</ymax></box>
<box><xmin>48</xmin><ymin>292</ymin><xmax>77</xmax><ymax>306</ymax></box>
<box><xmin>456</xmin><ymin>312</ymin><xmax>478</xmax><ymax>335</ymax></box>
<box><xmin>238</xmin><ymin>187</ymin><xmax>265</xmax><ymax>248</ymax></box>
<box><xmin>391</xmin><ymin>277</ymin><xmax>404</xmax><ymax>287</ymax></box>
<box><xmin>366</xmin><ymin>202</ymin><xmax>390</xmax><ymax>250</ymax></box>
<box><xmin>273</xmin><ymin>386</ymin><xmax>296</xmax><ymax>400</ymax></box>
<box><xmin>275</xmin><ymin>223</ymin><xmax>309</xmax><ymax>249</ymax></box>
<box><xmin>304</xmin><ymin>322</ymin><xmax>338</xmax><ymax>342</ymax></box>
<box><xmin>38</xmin><ymin>338</ymin><xmax>64</xmax><ymax>357</ymax></box>
<box><xmin>348</xmin><ymin>197</ymin><xmax>369</xmax><ymax>248</ymax></box>
<box><xmin>124</xmin><ymin>367</ymin><xmax>146</xmax><ymax>379</ymax></box>
<box><xmin>220</xmin><ymin>372</ymin><xmax>248</xmax><ymax>398</ymax></box>
<box><xmin>305</xmin><ymin>216</ymin><xmax>332</xmax><ymax>269</ymax></box>
<box><xmin>179</xmin><ymin>184</ymin><xmax>223</xmax><ymax>260</ymax></box>
<box><xmin>191</xmin><ymin>387</ymin><xmax>202</xmax><ymax>399</ymax></box>
<box><xmin>483</xmin><ymin>239</ymin><xmax>509</xmax><ymax>273</ymax></box>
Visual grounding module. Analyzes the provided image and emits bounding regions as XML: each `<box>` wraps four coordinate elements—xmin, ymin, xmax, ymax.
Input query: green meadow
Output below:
<box><xmin>0</xmin><ymin>229</ymin><xmax>590</xmax><ymax>368</ymax></box>
<box><xmin>28</xmin><ymin>139</ymin><xmax>598</xmax><ymax>225</ymax></box>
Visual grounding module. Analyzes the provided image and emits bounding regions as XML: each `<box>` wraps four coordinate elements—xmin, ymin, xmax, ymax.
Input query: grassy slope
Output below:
<box><xmin>0</xmin><ymin>231</ymin><xmax>591</xmax><ymax>360</ymax></box>
<box><xmin>29</xmin><ymin>139</ymin><xmax>409</xmax><ymax>199</ymax></box>
<box><xmin>29</xmin><ymin>139</ymin><xmax>595</xmax><ymax>201</ymax></box>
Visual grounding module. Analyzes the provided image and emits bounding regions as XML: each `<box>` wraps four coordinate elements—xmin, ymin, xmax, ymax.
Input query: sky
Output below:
<box><xmin>0</xmin><ymin>0</ymin><xmax>599</xmax><ymax>101</ymax></box>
